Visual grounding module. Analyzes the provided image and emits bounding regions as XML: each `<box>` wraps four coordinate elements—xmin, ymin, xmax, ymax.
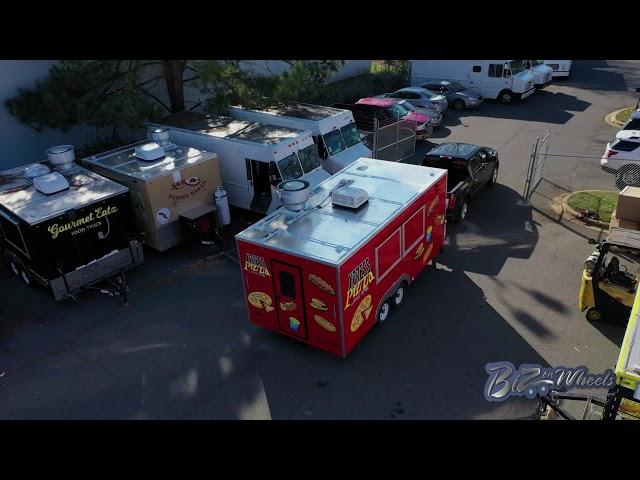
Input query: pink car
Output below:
<box><xmin>355</xmin><ymin>97</ymin><xmax>433</xmax><ymax>140</ymax></box>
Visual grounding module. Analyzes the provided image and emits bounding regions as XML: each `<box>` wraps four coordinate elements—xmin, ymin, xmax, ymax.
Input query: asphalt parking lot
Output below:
<box><xmin>1</xmin><ymin>60</ymin><xmax>639</xmax><ymax>419</ymax></box>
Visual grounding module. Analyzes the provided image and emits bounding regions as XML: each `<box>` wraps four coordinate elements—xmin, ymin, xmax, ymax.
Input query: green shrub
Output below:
<box><xmin>299</xmin><ymin>71</ymin><xmax>409</xmax><ymax>106</ymax></box>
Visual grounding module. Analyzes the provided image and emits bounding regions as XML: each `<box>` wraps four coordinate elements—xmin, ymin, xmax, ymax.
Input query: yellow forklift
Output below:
<box><xmin>538</xmin><ymin>284</ymin><xmax>640</xmax><ymax>421</ymax></box>
<box><xmin>579</xmin><ymin>227</ymin><xmax>640</xmax><ymax>325</ymax></box>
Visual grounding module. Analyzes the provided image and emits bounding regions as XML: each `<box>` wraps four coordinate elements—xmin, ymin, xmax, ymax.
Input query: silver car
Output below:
<box><xmin>418</xmin><ymin>80</ymin><xmax>483</xmax><ymax>110</ymax></box>
<box><xmin>380</xmin><ymin>87</ymin><xmax>448</xmax><ymax>113</ymax></box>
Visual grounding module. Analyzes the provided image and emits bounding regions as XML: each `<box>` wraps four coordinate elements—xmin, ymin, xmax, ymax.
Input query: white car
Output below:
<box><xmin>601</xmin><ymin>130</ymin><xmax>640</xmax><ymax>187</ymax></box>
<box><xmin>380</xmin><ymin>87</ymin><xmax>448</xmax><ymax>113</ymax></box>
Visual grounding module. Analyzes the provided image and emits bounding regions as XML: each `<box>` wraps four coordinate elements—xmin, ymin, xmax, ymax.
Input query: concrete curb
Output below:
<box><xmin>554</xmin><ymin>191</ymin><xmax>611</xmax><ymax>230</ymax></box>
<box><xmin>604</xmin><ymin>107</ymin><xmax>634</xmax><ymax>128</ymax></box>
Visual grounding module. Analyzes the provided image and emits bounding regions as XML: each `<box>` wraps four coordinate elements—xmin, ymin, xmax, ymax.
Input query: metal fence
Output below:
<box><xmin>524</xmin><ymin>132</ymin><xmax>640</xmax><ymax>224</ymax></box>
<box><xmin>360</xmin><ymin>117</ymin><xmax>417</xmax><ymax>163</ymax></box>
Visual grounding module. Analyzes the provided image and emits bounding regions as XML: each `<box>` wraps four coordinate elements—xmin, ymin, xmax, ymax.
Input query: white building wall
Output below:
<box><xmin>0</xmin><ymin>60</ymin><xmax>92</xmax><ymax>170</ymax></box>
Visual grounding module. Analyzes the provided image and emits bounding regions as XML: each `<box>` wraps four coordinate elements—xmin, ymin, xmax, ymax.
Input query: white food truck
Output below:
<box><xmin>150</xmin><ymin>112</ymin><xmax>330</xmax><ymax>214</ymax></box>
<box><xmin>543</xmin><ymin>60</ymin><xmax>573</xmax><ymax>78</ymax></box>
<box><xmin>228</xmin><ymin>103</ymin><xmax>372</xmax><ymax>174</ymax></box>
<box><xmin>524</xmin><ymin>60</ymin><xmax>554</xmax><ymax>89</ymax></box>
<box><xmin>410</xmin><ymin>60</ymin><xmax>536</xmax><ymax>105</ymax></box>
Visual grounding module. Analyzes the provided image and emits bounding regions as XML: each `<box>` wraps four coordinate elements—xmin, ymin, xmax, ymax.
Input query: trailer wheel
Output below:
<box><xmin>498</xmin><ymin>90</ymin><xmax>513</xmax><ymax>105</ymax></box>
<box><xmin>9</xmin><ymin>258</ymin><xmax>20</xmax><ymax>277</ymax></box>
<box><xmin>391</xmin><ymin>283</ymin><xmax>407</xmax><ymax>309</ymax></box>
<box><xmin>19</xmin><ymin>266</ymin><xmax>34</xmax><ymax>287</ymax></box>
<box><xmin>377</xmin><ymin>300</ymin><xmax>391</xmax><ymax>325</ymax></box>
<box><xmin>586</xmin><ymin>308</ymin><xmax>604</xmax><ymax>322</ymax></box>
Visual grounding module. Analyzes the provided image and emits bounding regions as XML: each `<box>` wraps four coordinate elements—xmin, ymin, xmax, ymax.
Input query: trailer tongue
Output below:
<box><xmin>236</xmin><ymin>158</ymin><xmax>447</xmax><ymax>356</ymax></box>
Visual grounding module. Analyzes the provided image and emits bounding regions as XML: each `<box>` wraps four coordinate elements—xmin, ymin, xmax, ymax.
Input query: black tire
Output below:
<box><xmin>488</xmin><ymin>165</ymin><xmax>499</xmax><ymax>186</ymax></box>
<box><xmin>498</xmin><ymin>90</ymin><xmax>513</xmax><ymax>105</ymax></box>
<box><xmin>615</xmin><ymin>166</ymin><xmax>640</xmax><ymax>189</ymax></box>
<box><xmin>391</xmin><ymin>283</ymin><xmax>407</xmax><ymax>309</ymax></box>
<box><xmin>451</xmin><ymin>197</ymin><xmax>469</xmax><ymax>223</ymax></box>
<box><xmin>586</xmin><ymin>308</ymin><xmax>604</xmax><ymax>322</ymax></box>
<box><xmin>18</xmin><ymin>265</ymin><xmax>34</xmax><ymax>288</ymax></box>
<box><xmin>377</xmin><ymin>299</ymin><xmax>392</xmax><ymax>325</ymax></box>
<box><xmin>453</xmin><ymin>99</ymin><xmax>465</xmax><ymax>111</ymax></box>
<box><xmin>9</xmin><ymin>257</ymin><xmax>20</xmax><ymax>277</ymax></box>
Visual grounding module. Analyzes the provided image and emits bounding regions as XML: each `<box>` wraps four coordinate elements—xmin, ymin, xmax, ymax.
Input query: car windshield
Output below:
<box><xmin>340</xmin><ymin>122</ymin><xmax>362</xmax><ymax>148</ymax></box>
<box><xmin>533</xmin><ymin>60</ymin><xmax>544</xmax><ymax>66</ymax></box>
<box><xmin>297</xmin><ymin>144</ymin><xmax>322</xmax><ymax>172</ymax></box>
<box><xmin>277</xmin><ymin>153</ymin><xmax>304</xmax><ymax>180</ymax></box>
<box><xmin>399</xmin><ymin>101</ymin><xmax>416</xmax><ymax>112</ymax></box>
<box><xmin>323</xmin><ymin>129</ymin><xmax>346</xmax><ymax>156</ymax></box>
<box><xmin>449</xmin><ymin>81</ymin><xmax>466</xmax><ymax>92</ymax></box>
<box><xmin>508</xmin><ymin>60</ymin><xmax>527</xmax><ymax>75</ymax></box>
<box><xmin>388</xmin><ymin>102</ymin><xmax>410</xmax><ymax>117</ymax></box>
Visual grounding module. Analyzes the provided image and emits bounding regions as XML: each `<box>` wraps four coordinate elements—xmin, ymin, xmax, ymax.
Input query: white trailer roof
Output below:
<box><xmin>0</xmin><ymin>163</ymin><xmax>127</xmax><ymax>225</ymax></box>
<box><xmin>82</xmin><ymin>141</ymin><xmax>217</xmax><ymax>182</ymax></box>
<box><xmin>153</xmin><ymin>112</ymin><xmax>305</xmax><ymax>146</ymax></box>
<box><xmin>229</xmin><ymin>103</ymin><xmax>354</xmax><ymax>135</ymax></box>
<box><xmin>236</xmin><ymin>158</ymin><xmax>446</xmax><ymax>266</ymax></box>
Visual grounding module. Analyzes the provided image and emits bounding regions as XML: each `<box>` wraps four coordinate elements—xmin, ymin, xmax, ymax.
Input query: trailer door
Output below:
<box><xmin>272</xmin><ymin>260</ymin><xmax>308</xmax><ymax>339</ymax></box>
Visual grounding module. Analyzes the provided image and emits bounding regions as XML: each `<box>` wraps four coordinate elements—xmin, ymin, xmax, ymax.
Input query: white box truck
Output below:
<box><xmin>525</xmin><ymin>60</ymin><xmax>554</xmax><ymax>89</ymax></box>
<box><xmin>149</xmin><ymin>112</ymin><xmax>330</xmax><ymax>215</ymax></box>
<box><xmin>410</xmin><ymin>60</ymin><xmax>536</xmax><ymax>105</ymax></box>
<box><xmin>228</xmin><ymin>103</ymin><xmax>372</xmax><ymax>174</ymax></box>
<box><xmin>543</xmin><ymin>60</ymin><xmax>572</xmax><ymax>78</ymax></box>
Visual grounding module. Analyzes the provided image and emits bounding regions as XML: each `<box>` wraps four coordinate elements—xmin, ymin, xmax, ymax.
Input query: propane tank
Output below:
<box><xmin>215</xmin><ymin>186</ymin><xmax>231</xmax><ymax>226</ymax></box>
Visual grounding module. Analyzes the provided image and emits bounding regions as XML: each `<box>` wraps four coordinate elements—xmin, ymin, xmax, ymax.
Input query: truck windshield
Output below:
<box><xmin>508</xmin><ymin>60</ymin><xmax>527</xmax><ymax>75</ymax></box>
<box><xmin>323</xmin><ymin>129</ymin><xmax>346</xmax><ymax>156</ymax></box>
<box><xmin>340</xmin><ymin>122</ymin><xmax>362</xmax><ymax>148</ymax></box>
<box><xmin>297</xmin><ymin>144</ymin><xmax>322</xmax><ymax>172</ymax></box>
<box><xmin>277</xmin><ymin>153</ymin><xmax>304</xmax><ymax>180</ymax></box>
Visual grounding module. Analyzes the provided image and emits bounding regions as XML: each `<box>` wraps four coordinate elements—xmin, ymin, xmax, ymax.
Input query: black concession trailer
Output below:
<box><xmin>0</xmin><ymin>150</ymin><xmax>144</xmax><ymax>302</ymax></box>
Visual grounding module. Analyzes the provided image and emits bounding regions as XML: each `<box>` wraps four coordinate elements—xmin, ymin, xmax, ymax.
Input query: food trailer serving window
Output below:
<box><xmin>277</xmin><ymin>153</ymin><xmax>304</xmax><ymax>181</ymax></box>
<box><xmin>402</xmin><ymin>206</ymin><xmax>425</xmax><ymax>256</ymax></box>
<box><xmin>375</xmin><ymin>227</ymin><xmax>402</xmax><ymax>283</ymax></box>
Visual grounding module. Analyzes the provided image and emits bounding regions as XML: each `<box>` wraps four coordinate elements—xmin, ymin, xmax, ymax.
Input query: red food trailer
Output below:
<box><xmin>235</xmin><ymin>158</ymin><xmax>447</xmax><ymax>356</ymax></box>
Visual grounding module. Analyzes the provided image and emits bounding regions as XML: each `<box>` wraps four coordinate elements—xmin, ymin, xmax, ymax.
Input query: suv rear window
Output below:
<box><xmin>623</xmin><ymin>119</ymin><xmax>640</xmax><ymax>131</ymax></box>
<box><xmin>611</xmin><ymin>139</ymin><xmax>640</xmax><ymax>152</ymax></box>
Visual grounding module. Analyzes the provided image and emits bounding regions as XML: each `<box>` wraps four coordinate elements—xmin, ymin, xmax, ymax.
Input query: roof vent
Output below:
<box><xmin>46</xmin><ymin>145</ymin><xmax>75</xmax><ymax>171</ymax></box>
<box><xmin>135</xmin><ymin>142</ymin><xmax>165</xmax><ymax>161</ymax></box>
<box><xmin>33</xmin><ymin>171</ymin><xmax>70</xmax><ymax>195</ymax></box>
<box><xmin>150</xmin><ymin>127</ymin><xmax>171</xmax><ymax>146</ymax></box>
<box><xmin>277</xmin><ymin>179</ymin><xmax>310</xmax><ymax>211</ymax></box>
<box><xmin>332</xmin><ymin>186</ymin><xmax>369</xmax><ymax>209</ymax></box>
